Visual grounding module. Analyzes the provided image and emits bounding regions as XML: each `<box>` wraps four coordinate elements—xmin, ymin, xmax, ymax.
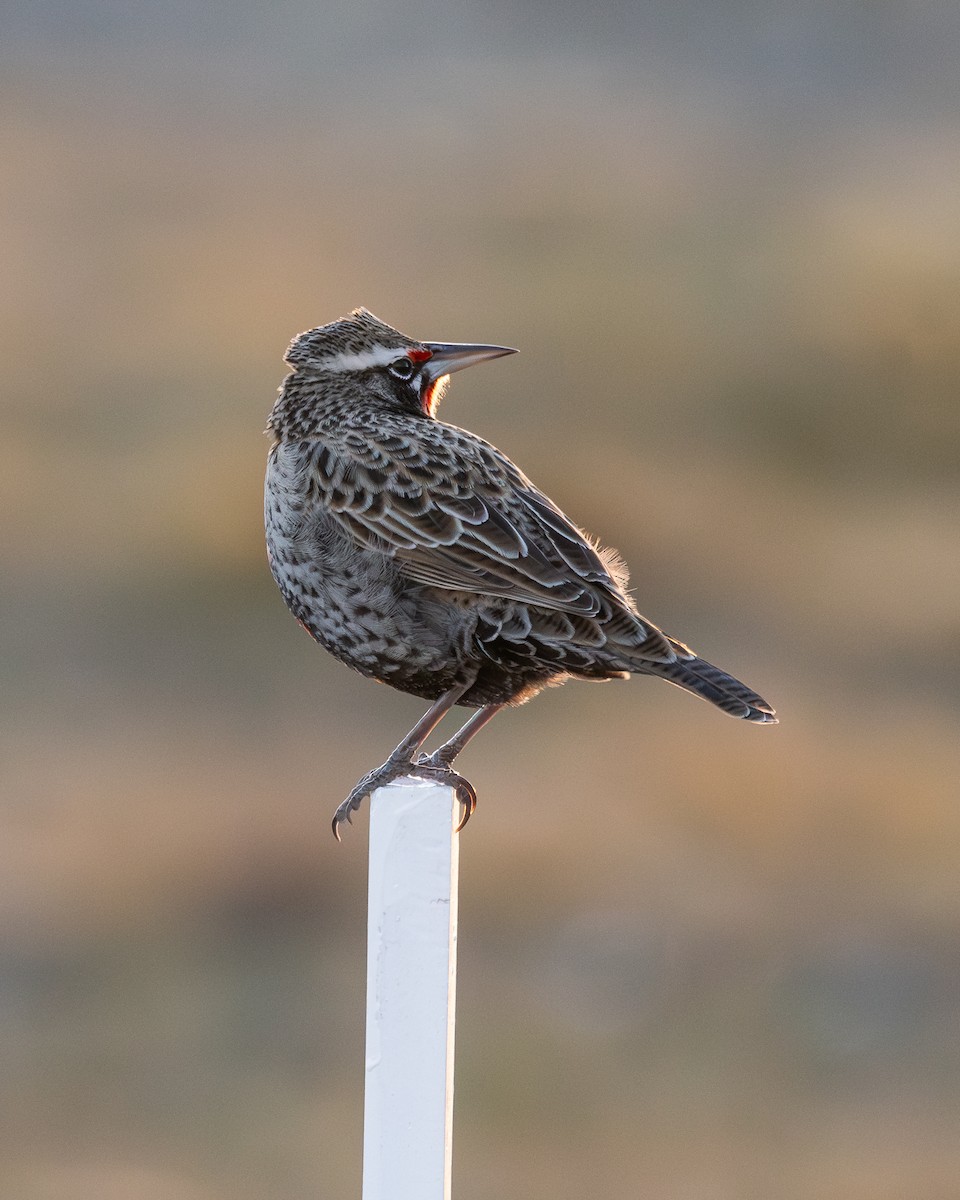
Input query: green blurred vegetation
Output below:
<box><xmin>2</xmin><ymin>3</ymin><xmax>959</xmax><ymax>1197</ymax></box>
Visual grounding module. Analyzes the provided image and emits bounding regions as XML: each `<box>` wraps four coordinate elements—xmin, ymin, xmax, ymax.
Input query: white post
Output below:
<box><xmin>362</xmin><ymin>779</ymin><xmax>460</xmax><ymax>1200</ymax></box>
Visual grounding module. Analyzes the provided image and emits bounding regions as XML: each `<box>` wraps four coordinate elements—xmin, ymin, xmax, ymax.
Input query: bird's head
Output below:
<box><xmin>281</xmin><ymin>308</ymin><xmax>516</xmax><ymax>421</ymax></box>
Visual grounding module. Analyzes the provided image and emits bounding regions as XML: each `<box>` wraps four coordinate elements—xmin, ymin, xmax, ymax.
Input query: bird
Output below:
<box><xmin>264</xmin><ymin>308</ymin><xmax>777</xmax><ymax>839</ymax></box>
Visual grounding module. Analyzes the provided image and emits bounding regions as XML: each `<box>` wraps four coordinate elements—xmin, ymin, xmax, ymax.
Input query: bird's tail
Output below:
<box><xmin>640</xmin><ymin>638</ymin><xmax>778</xmax><ymax>724</ymax></box>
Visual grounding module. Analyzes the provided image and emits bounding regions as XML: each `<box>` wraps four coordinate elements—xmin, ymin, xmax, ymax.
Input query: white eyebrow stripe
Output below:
<box><xmin>306</xmin><ymin>345</ymin><xmax>410</xmax><ymax>372</ymax></box>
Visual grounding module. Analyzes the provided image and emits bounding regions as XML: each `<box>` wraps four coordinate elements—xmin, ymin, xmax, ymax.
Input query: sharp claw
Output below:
<box><xmin>454</xmin><ymin>780</ymin><xmax>477</xmax><ymax>832</ymax></box>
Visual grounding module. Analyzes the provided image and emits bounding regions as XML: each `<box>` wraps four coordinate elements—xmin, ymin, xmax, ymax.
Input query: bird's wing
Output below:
<box><xmin>304</xmin><ymin>432</ymin><xmax>675</xmax><ymax>662</ymax></box>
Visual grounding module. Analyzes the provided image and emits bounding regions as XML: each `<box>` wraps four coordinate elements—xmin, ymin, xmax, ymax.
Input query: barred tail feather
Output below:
<box><xmin>640</xmin><ymin>643</ymin><xmax>778</xmax><ymax>724</ymax></box>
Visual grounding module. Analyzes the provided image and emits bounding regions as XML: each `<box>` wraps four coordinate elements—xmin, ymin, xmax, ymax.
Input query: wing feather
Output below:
<box><xmin>304</xmin><ymin>431</ymin><xmax>676</xmax><ymax>663</ymax></box>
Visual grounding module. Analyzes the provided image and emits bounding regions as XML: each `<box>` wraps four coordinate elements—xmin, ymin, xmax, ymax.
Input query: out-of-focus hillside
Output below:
<box><xmin>2</xmin><ymin>5</ymin><xmax>959</xmax><ymax>1198</ymax></box>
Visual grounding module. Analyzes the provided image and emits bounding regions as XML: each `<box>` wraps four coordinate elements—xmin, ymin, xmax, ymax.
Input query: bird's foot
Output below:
<box><xmin>415</xmin><ymin>752</ymin><xmax>478</xmax><ymax>832</ymax></box>
<box><xmin>332</xmin><ymin>755</ymin><xmax>412</xmax><ymax>840</ymax></box>
<box><xmin>332</xmin><ymin>756</ymin><xmax>478</xmax><ymax>841</ymax></box>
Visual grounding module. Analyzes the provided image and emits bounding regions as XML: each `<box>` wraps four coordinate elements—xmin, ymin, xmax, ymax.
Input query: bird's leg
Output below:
<box><xmin>417</xmin><ymin>704</ymin><xmax>504</xmax><ymax>831</ymax></box>
<box><xmin>332</xmin><ymin>684</ymin><xmax>471</xmax><ymax>840</ymax></box>
<box><xmin>418</xmin><ymin>703</ymin><xmax>504</xmax><ymax>768</ymax></box>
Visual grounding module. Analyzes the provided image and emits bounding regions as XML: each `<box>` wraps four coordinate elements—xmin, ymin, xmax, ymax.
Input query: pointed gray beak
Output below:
<box><xmin>421</xmin><ymin>341</ymin><xmax>517</xmax><ymax>379</ymax></box>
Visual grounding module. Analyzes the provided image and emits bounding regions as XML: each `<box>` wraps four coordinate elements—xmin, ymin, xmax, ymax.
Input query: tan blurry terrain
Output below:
<box><xmin>2</xmin><ymin>5</ymin><xmax>960</xmax><ymax>1198</ymax></box>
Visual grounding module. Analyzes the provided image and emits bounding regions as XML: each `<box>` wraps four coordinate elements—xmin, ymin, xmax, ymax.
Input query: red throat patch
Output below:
<box><xmin>409</xmin><ymin>347</ymin><xmax>438</xmax><ymax>414</ymax></box>
<box><xmin>421</xmin><ymin>375</ymin><xmax>449</xmax><ymax>417</ymax></box>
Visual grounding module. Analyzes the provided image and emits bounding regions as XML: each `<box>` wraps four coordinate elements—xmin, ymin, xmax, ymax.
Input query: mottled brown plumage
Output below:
<box><xmin>264</xmin><ymin>308</ymin><xmax>777</xmax><ymax>836</ymax></box>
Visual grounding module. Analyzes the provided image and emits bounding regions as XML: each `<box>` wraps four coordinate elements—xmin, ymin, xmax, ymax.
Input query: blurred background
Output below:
<box><xmin>3</xmin><ymin>2</ymin><xmax>959</xmax><ymax>1197</ymax></box>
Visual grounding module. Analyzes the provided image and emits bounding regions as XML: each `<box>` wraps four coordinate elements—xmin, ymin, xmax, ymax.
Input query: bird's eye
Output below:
<box><xmin>388</xmin><ymin>357</ymin><xmax>415</xmax><ymax>380</ymax></box>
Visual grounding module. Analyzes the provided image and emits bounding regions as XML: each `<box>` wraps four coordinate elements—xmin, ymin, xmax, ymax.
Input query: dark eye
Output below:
<box><xmin>388</xmin><ymin>357</ymin><xmax>415</xmax><ymax>380</ymax></box>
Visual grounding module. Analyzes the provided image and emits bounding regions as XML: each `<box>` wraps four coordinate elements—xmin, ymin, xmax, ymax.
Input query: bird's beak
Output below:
<box><xmin>421</xmin><ymin>342</ymin><xmax>518</xmax><ymax>380</ymax></box>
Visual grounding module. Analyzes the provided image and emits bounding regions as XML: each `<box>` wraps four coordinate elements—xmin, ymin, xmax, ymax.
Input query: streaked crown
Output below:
<box><xmin>284</xmin><ymin>308</ymin><xmax>417</xmax><ymax>372</ymax></box>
